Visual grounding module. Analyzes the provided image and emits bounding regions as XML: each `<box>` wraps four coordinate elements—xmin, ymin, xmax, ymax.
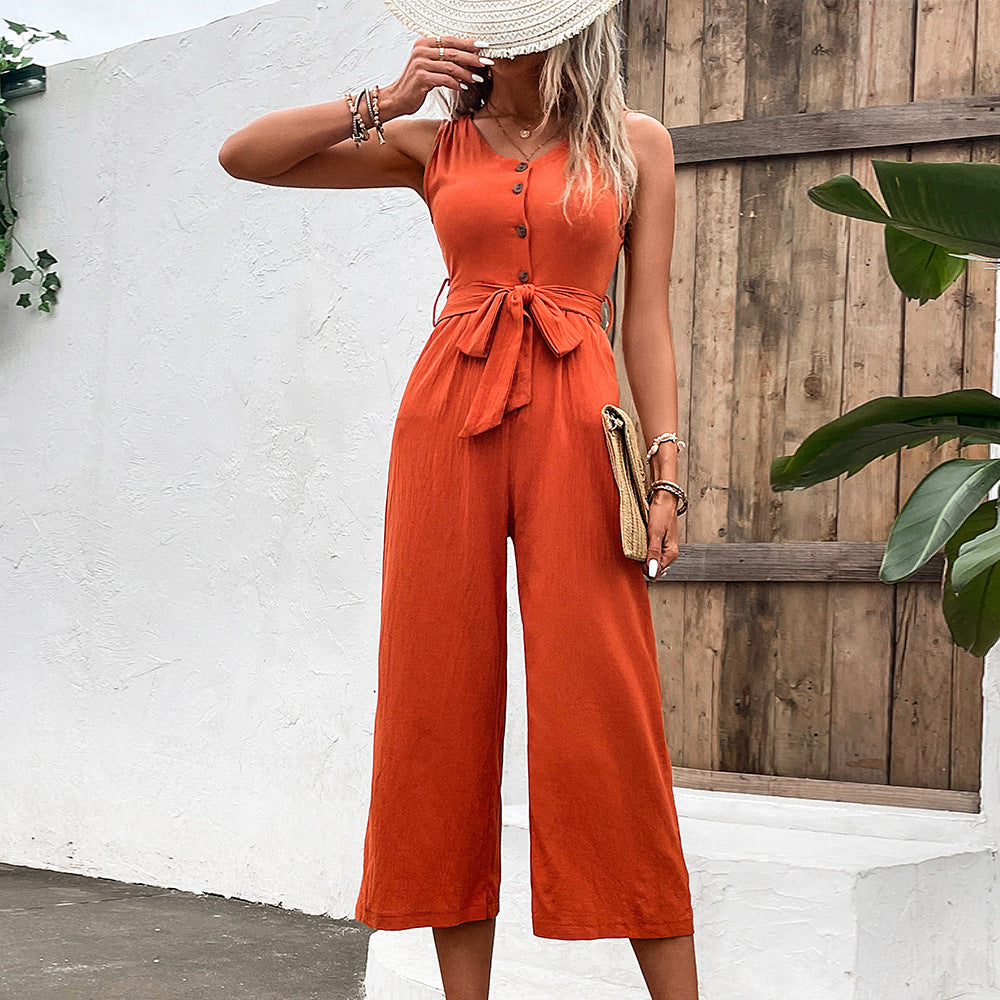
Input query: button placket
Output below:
<box><xmin>515</xmin><ymin>162</ymin><xmax>529</xmax><ymax>282</ymax></box>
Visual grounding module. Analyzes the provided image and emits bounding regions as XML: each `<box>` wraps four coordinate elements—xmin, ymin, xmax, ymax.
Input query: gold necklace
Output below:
<box><xmin>485</xmin><ymin>104</ymin><xmax>542</xmax><ymax>137</ymax></box>
<box><xmin>479</xmin><ymin>109</ymin><xmax>561</xmax><ymax>161</ymax></box>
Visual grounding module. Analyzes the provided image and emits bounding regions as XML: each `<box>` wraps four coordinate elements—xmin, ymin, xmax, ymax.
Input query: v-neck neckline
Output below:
<box><xmin>466</xmin><ymin>113</ymin><xmax>568</xmax><ymax>165</ymax></box>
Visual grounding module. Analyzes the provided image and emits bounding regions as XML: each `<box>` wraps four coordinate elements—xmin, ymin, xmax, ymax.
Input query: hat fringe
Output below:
<box><xmin>382</xmin><ymin>0</ymin><xmax>621</xmax><ymax>59</ymax></box>
<box><xmin>381</xmin><ymin>0</ymin><xmax>432</xmax><ymax>40</ymax></box>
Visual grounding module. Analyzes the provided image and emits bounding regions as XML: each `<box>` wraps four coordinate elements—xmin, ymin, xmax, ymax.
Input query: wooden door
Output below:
<box><xmin>612</xmin><ymin>0</ymin><xmax>999</xmax><ymax>811</ymax></box>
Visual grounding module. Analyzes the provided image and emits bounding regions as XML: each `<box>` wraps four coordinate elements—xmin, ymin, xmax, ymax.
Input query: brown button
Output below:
<box><xmin>518</xmin><ymin>270</ymin><xmax>529</xmax><ymax>282</ymax></box>
<box><xmin>515</xmin><ymin>224</ymin><xmax>527</xmax><ymax>237</ymax></box>
<box><xmin>515</xmin><ymin>161</ymin><xmax>528</xmax><ymax>171</ymax></box>
<box><xmin>512</xmin><ymin>182</ymin><xmax>523</xmax><ymax>193</ymax></box>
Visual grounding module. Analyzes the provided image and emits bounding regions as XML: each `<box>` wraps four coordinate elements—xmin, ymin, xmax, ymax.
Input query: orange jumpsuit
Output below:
<box><xmin>354</xmin><ymin>111</ymin><xmax>694</xmax><ymax>941</ymax></box>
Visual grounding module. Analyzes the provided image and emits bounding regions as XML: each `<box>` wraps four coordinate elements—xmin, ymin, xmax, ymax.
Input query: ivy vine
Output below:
<box><xmin>1</xmin><ymin>19</ymin><xmax>67</xmax><ymax>312</ymax></box>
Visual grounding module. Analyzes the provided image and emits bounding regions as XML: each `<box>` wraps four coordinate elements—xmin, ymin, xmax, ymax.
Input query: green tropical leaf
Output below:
<box><xmin>806</xmin><ymin>173</ymin><xmax>893</xmax><ymax>225</ymax></box>
<box><xmin>873</xmin><ymin>159</ymin><xmax>1000</xmax><ymax>259</ymax></box>
<box><xmin>807</xmin><ymin>161</ymin><xmax>1000</xmax><ymax>259</ymax></box>
<box><xmin>771</xmin><ymin>388</ymin><xmax>1000</xmax><ymax>492</ymax></box>
<box><xmin>942</xmin><ymin>500</ymin><xmax>1000</xmax><ymax>655</ymax></box>
<box><xmin>883</xmin><ymin>224</ymin><xmax>968</xmax><ymax>304</ymax></box>
<box><xmin>880</xmin><ymin>459</ymin><xmax>1000</xmax><ymax>582</ymax></box>
<box><xmin>952</xmin><ymin>504</ymin><xmax>1000</xmax><ymax>591</ymax></box>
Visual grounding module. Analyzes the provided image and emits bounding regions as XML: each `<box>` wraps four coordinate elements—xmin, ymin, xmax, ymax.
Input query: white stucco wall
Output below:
<box><xmin>0</xmin><ymin>0</ymin><xmax>532</xmax><ymax>917</ymax></box>
<box><xmin>7</xmin><ymin>1</ymin><xmax>279</xmax><ymax>65</ymax></box>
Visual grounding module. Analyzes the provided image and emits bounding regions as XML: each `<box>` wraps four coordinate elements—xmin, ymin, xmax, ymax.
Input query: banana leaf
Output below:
<box><xmin>807</xmin><ymin>160</ymin><xmax>1000</xmax><ymax>302</ymax></box>
<box><xmin>807</xmin><ymin>161</ymin><xmax>1000</xmax><ymax>259</ymax></box>
<box><xmin>952</xmin><ymin>502</ymin><xmax>1000</xmax><ymax>591</ymax></box>
<box><xmin>884</xmin><ymin>225</ymin><xmax>969</xmax><ymax>304</ymax></box>
<box><xmin>771</xmin><ymin>388</ymin><xmax>1000</xmax><ymax>492</ymax></box>
<box><xmin>942</xmin><ymin>500</ymin><xmax>1000</xmax><ymax>656</ymax></box>
<box><xmin>880</xmin><ymin>458</ymin><xmax>1000</xmax><ymax>582</ymax></box>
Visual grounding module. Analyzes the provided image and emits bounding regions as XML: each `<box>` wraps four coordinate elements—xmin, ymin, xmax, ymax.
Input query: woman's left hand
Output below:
<box><xmin>644</xmin><ymin>491</ymin><xmax>679</xmax><ymax>581</ymax></box>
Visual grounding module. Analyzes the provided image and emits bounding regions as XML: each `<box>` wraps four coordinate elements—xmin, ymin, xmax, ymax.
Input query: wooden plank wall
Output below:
<box><xmin>613</xmin><ymin>0</ymin><xmax>996</xmax><ymax>798</ymax></box>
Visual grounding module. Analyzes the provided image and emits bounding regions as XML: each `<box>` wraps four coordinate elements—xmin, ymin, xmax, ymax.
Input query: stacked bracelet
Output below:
<box><xmin>646</xmin><ymin>479</ymin><xmax>688</xmax><ymax>515</ymax></box>
<box><xmin>344</xmin><ymin>85</ymin><xmax>386</xmax><ymax>146</ymax></box>
<box><xmin>344</xmin><ymin>91</ymin><xmax>368</xmax><ymax>145</ymax></box>
<box><xmin>370</xmin><ymin>85</ymin><xmax>385</xmax><ymax>144</ymax></box>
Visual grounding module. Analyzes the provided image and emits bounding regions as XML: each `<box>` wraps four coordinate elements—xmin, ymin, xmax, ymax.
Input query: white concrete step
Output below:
<box><xmin>364</xmin><ymin>801</ymin><xmax>997</xmax><ymax>1000</ymax></box>
<box><xmin>365</xmin><ymin>927</ymin><xmax>647</xmax><ymax>1000</ymax></box>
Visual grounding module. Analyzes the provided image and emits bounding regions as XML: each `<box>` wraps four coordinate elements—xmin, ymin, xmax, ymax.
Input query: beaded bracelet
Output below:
<box><xmin>344</xmin><ymin>90</ymin><xmax>369</xmax><ymax>146</ymax></box>
<box><xmin>361</xmin><ymin>85</ymin><xmax>386</xmax><ymax>144</ymax></box>
<box><xmin>370</xmin><ymin>84</ymin><xmax>385</xmax><ymax>144</ymax></box>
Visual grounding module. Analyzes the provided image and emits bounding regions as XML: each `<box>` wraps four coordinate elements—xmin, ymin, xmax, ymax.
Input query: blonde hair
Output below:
<box><xmin>433</xmin><ymin>9</ymin><xmax>637</xmax><ymax>239</ymax></box>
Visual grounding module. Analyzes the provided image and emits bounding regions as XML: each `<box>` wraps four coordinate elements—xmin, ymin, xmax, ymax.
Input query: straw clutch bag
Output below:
<box><xmin>601</xmin><ymin>403</ymin><xmax>650</xmax><ymax>561</ymax></box>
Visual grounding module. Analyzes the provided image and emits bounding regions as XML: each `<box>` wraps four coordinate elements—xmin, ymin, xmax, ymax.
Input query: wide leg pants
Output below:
<box><xmin>354</xmin><ymin>304</ymin><xmax>695</xmax><ymax>940</ymax></box>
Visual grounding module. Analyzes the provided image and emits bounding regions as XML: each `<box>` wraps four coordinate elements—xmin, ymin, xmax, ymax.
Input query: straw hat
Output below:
<box><xmin>382</xmin><ymin>0</ymin><xmax>623</xmax><ymax>58</ymax></box>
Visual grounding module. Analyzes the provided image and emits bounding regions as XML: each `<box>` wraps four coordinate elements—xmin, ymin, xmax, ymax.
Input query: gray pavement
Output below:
<box><xmin>0</xmin><ymin>862</ymin><xmax>373</xmax><ymax>999</ymax></box>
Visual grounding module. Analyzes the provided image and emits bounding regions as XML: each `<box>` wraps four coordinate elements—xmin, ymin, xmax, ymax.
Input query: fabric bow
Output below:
<box><xmin>432</xmin><ymin>279</ymin><xmax>610</xmax><ymax>438</ymax></box>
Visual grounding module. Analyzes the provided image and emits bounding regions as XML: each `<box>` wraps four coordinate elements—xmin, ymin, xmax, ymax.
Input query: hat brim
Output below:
<box><xmin>383</xmin><ymin>0</ymin><xmax>622</xmax><ymax>58</ymax></box>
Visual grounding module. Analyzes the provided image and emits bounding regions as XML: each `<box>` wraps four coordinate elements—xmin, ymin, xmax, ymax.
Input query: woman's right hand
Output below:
<box><xmin>385</xmin><ymin>35</ymin><xmax>491</xmax><ymax>118</ymax></box>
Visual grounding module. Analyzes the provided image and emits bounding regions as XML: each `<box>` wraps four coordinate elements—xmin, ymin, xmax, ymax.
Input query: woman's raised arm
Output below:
<box><xmin>217</xmin><ymin>35</ymin><xmax>488</xmax><ymax>191</ymax></box>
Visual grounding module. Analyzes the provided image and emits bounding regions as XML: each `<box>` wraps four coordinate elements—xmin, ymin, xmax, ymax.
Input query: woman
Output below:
<box><xmin>219</xmin><ymin>2</ymin><xmax>697</xmax><ymax>997</ymax></box>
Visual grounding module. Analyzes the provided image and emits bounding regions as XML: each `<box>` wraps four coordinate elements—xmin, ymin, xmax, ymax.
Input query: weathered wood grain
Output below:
<box><xmin>674</xmin><ymin>0</ymin><xmax>747</xmax><ymax>770</ymax></box>
<box><xmin>652</xmin><ymin>541</ymin><xmax>944</xmax><ymax>581</ymax></box>
<box><xmin>828</xmin><ymin>0</ymin><xmax>913</xmax><ymax>786</ymax></box>
<box><xmin>891</xmin><ymin>0</ymin><xmax>977</xmax><ymax>791</ymax></box>
<box><xmin>667</xmin><ymin>93</ymin><xmax>1000</xmax><ymax>164</ymax></box>
<box><xmin>718</xmin><ymin>0</ymin><xmax>803</xmax><ymax>776</ymax></box>
<box><xmin>672</xmin><ymin>766</ymin><xmax>980</xmax><ymax>812</ymax></box>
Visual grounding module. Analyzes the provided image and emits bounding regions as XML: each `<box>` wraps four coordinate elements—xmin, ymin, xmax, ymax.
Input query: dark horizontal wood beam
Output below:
<box><xmin>667</xmin><ymin>93</ymin><xmax>1000</xmax><ymax>165</ymax></box>
<box><xmin>672</xmin><ymin>766</ymin><xmax>979</xmax><ymax>813</ymax></box>
<box><xmin>651</xmin><ymin>541</ymin><xmax>945</xmax><ymax>582</ymax></box>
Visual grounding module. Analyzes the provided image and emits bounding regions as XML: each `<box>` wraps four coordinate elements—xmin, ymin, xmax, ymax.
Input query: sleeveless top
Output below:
<box><xmin>422</xmin><ymin>111</ymin><xmax>629</xmax><ymax>438</ymax></box>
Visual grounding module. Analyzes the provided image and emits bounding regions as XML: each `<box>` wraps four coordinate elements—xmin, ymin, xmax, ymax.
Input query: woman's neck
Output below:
<box><xmin>481</xmin><ymin>55</ymin><xmax>549</xmax><ymax>123</ymax></box>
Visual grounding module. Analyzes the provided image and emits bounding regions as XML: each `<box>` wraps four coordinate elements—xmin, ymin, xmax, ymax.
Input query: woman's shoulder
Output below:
<box><xmin>388</xmin><ymin>115</ymin><xmax>459</xmax><ymax>167</ymax></box>
<box><xmin>621</xmin><ymin>109</ymin><xmax>674</xmax><ymax>163</ymax></box>
<box><xmin>621</xmin><ymin>107</ymin><xmax>670</xmax><ymax>134</ymax></box>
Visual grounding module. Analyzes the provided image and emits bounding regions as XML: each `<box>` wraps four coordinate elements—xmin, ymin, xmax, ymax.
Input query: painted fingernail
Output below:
<box><xmin>474</xmin><ymin>40</ymin><xmax>490</xmax><ymax>47</ymax></box>
<box><xmin>647</xmin><ymin>558</ymin><xmax>659</xmax><ymax>578</ymax></box>
<box><xmin>471</xmin><ymin>73</ymin><xmax>484</xmax><ymax>82</ymax></box>
<box><xmin>460</xmin><ymin>82</ymin><xmax>469</xmax><ymax>90</ymax></box>
<box><xmin>478</xmin><ymin>56</ymin><xmax>494</xmax><ymax>65</ymax></box>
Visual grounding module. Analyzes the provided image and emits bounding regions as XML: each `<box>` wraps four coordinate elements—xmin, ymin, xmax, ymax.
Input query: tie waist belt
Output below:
<box><xmin>431</xmin><ymin>277</ymin><xmax>614</xmax><ymax>438</ymax></box>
